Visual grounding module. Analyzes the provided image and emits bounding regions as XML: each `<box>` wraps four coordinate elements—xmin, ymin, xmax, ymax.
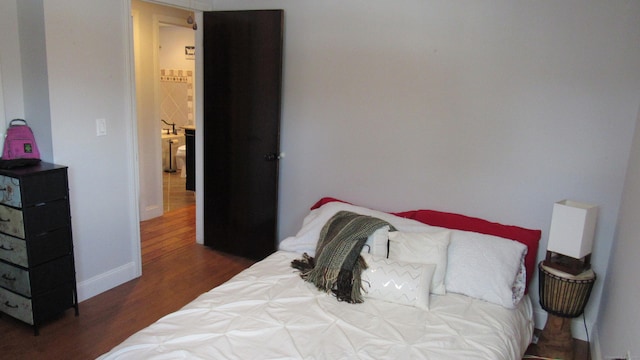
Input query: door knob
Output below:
<box><xmin>264</xmin><ymin>152</ymin><xmax>284</xmax><ymax>161</ymax></box>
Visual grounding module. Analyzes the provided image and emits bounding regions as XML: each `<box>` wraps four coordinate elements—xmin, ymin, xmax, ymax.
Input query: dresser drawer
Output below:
<box><xmin>0</xmin><ymin>204</ymin><xmax>24</xmax><ymax>238</ymax></box>
<box><xmin>0</xmin><ymin>175</ymin><xmax>22</xmax><ymax>208</ymax></box>
<box><xmin>0</xmin><ymin>255</ymin><xmax>74</xmax><ymax>297</ymax></box>
<box><xmin>0</xmin><ymin>233</ymin><xmax>27</xmax><ymax>267</ymax></box>
<box><xmin>30</xmin><ymin>256</ymin><xmax>75</xmax><ymax>297</ymax></box>
<box><xmin>28</xmin><ymin>227</ymin><xmax>73</xmax><ymax>267</ymax></box>
<box><xmin>0</xmin><ymin>287</ymin><xmax>33</xmax><ymax>325</ymax></box>
<box><xmin>19</xmin><ymin>169</ymin><xmax>69</xmax><ymax>207</ymax></box>
<box><xmin>23</xmin><ymin>200</ymin><xmax>70</xmax><ymax>237</ymax></box>
<box><xmin>0</xmin><ymin>229</ymin><xmax>71</xmax><ymax>268</ymax></box>
<box><xmin>0</xmin><ymin>261</ymin><xmax>30</xmax><ymax>296</ymax></box>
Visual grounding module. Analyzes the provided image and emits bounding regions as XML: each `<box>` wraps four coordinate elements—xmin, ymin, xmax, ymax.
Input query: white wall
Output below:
<box><xmin>0</xmin><ymin>65</ymin><xmax>4</xmax><ymax>134</ymax></box>
<box><xmin>0</xmin><ymin>0</ymin><xmax>25</xmax><ymax>130</ymax></box>
<box><xmin>596</xmin><ymin>106</ymin><xmax>640</xmax><ymax>359</ymax></box>
<box><xmin>0</xmin><ymin>0</ymin><xmax>140</xmax><ymax>300</ymax></box>
<box><xmin>1</xmin><ymin>0</ymin><xmax>52</xmax><ymax>160</ymax></box>
<box><xmin>212</xmin><ymin>0</ymin><xmax>640</xmax><ymax>341</ymax></box>
<box><xmin>42</xmin><ymin>0</ymin><xmax>141</xmax><ymax>300</ymax></box>
<box><xmin>159</xmin><ymin>26</ymin><xmax>195</xmax><ymax>71</ymax></box>
<box><xmin>16</xmin><ymin>0</ymin><xmax>53</xmax><ymax>162</ymax></box>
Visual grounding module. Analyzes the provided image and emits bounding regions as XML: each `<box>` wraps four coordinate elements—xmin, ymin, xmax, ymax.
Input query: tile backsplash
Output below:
<box><xmin>160</xmin><ymin>69</ymin><xmax>193</xmax><ymax>130</ymax></box>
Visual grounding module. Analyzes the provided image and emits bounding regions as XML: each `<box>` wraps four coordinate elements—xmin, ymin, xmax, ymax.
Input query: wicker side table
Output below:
<box><xmin>536</xmin><ymin>261</ymin><xmax>596</xmax><ymax>359</ymax></box>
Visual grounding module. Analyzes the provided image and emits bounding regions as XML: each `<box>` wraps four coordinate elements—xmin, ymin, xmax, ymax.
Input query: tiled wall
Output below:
<box><xmin>160</xmin><ymin>69</ymin><xmax>193</xmax><ymax>130</ymax></box>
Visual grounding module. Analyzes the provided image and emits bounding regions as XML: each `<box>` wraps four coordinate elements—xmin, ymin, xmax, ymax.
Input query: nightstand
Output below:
<box><xmin>536</xmin><ymin>261</ymin><xmax>596</xmax><ymax>359</ymax></box>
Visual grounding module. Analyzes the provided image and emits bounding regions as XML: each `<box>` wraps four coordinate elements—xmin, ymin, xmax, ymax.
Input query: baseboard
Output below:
<box><xmin>76</xmin><ymin>261</ymin><xmax>140</xmax><ymax>302</ymax></box>
<box><xmin>533</xmin><ymin>307</ymin><xmax>593</xmax><ymax>342</ymax></box>
<box><xmin>140</xmin><ymin>204</ymin><xmax>162</xmax><ymax>222</ymax></box>
<box><xmin>591</xmin><ymin>326</ymin><xmax>603</xmax><ymax>360</ymax></box>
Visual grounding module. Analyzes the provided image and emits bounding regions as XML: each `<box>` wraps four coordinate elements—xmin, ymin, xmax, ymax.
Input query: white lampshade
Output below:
<box><xmin>547</xmin><ymin>200</ymin><xmax>598</xmax><ymax>259</ymax></box>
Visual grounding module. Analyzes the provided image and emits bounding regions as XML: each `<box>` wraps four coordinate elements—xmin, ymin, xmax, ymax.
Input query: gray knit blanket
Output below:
<box><xmin>291</xmin><ymin>211</ymin><xmax>394</xmax><ymax>303</ymax></box>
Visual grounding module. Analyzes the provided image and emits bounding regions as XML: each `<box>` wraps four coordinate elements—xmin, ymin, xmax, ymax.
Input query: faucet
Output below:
<box><xmin>161</xmin><ymin>119</ymin><xmax>177</xmax><ymax>135</ymax></box>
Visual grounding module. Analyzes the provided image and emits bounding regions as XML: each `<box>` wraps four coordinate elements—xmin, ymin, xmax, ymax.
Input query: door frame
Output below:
<box><xmin>128</xmin><ymin>0</ymin><xmax>207</xmax><ymax>257</ymax></box>
<box><xmin>151</xmin><ymin>13</ymin><xmax>196</xmax><ymax>219</ymax></box>
<box><xmin>193</xmin><ymin>10</ymin><xmax>204</xmax><ymax>244</ymax></box>
<box><xmin>156</xmin><ymin>4</ymin><xmax>205</xmax><ymax>246</ymax></box>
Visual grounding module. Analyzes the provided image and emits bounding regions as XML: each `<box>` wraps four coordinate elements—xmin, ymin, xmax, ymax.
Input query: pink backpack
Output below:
<box><xmin>1</xmin><ymin>119</ymin><xmax>41</xmax><ymax>167</ymax></box>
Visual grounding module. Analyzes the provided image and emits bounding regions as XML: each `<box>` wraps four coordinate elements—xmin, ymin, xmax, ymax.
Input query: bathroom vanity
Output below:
<box><xmin>184</xmin><ymin>126</ymin><xmax>195</xmax><ymax>191</ymax></box>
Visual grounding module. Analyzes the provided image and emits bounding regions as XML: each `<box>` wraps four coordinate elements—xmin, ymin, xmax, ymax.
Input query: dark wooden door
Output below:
<box><xmin>202</xmin><ymin>10</ymin><xmax>283</xmax><ymax>261</ymax></box>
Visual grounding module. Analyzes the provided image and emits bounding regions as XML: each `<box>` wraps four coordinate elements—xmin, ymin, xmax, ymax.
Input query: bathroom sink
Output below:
<box><xmin>161</xmin><ymin>133</ymin><xmax>182</xmax><ymax>140</ymax></box>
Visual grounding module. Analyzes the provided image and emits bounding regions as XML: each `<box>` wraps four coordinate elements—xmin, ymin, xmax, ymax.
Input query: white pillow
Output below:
<box><xmin>387</xmin><ymin>230</ymin><xmax>451</xmax><ymax>295</ymax></box>
<box><xmin>361</xmin><ymin>253</ymin><xmax>435</xmax><ymax>310</ymax></box>
<box><xmin>278</xmin><ymin>202</ymin><xmax>439</xmax><ymax>255</ymax></box>
<box><xmin>444</xmin><ymin>229</ymin><xmax>527</xmax><ymax>308</ymax></box>
<box><xmin>512</xmin><ymin>258</ymin><xmax>526</xmax><ymax>305</ymax></box>
<box><xmin>361</xmin><ymin>226</ymin><xmax>389</xmax><ymax>256</ymax></box>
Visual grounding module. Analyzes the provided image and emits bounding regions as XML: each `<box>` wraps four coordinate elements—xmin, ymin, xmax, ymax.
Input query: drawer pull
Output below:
<box><xmin>0</xmin><ymin>187</ymin><xmax>6</xmax><ymax>192</ymax></box>
<box><xmin>0</xmin><ymin>244</ymin><xmax>14</xmax><ymax>251</ymax></box>
<box><xmin>0</xmin><ymin>217</ymin><xmax>9</xmax><ymax>222</ymax></box>
<box><xmin>1</xmin><ymin>273</ymin><xmax>16</xmax><ymax>281</ymax></box>
<box><xmin>3</xmin><ymin>301</ymin><xmax>18</xmax><ymax>309</ymax></box>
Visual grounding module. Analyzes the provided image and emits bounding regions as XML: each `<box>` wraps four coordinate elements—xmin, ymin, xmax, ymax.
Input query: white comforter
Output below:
<box><xmin>98</xmin><ymin>251</ymin><xmax>534</xmax><ymax>360</ymax></box>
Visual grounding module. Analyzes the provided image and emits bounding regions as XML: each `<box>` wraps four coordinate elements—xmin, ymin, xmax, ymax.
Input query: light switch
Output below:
<box><xmin>96</xmin><ymin>118</ymin><xmax>107</xmax><ymax>136</ymax></box>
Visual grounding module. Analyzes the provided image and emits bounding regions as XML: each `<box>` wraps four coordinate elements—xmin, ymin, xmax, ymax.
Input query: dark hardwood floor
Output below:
<box><xmin>525</xmin><ymin>329</ymin><xmax>591</xmax><ymax>360</ymax></box>
<box><xmin>0</xmin><ymin>205</ymin><xmax>254</xmax><ymax>359</ymax></box>
<box><xmin>162</xmin><ymin>170</ymin><xmax>195</xmax><ymax>213</ymax></box>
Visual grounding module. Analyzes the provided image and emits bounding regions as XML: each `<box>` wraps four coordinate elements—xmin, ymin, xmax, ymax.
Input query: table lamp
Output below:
<box><xmin>545</xmin><ymin>200</ymin><xmax>598</xmax><ymax>275</ymax></box>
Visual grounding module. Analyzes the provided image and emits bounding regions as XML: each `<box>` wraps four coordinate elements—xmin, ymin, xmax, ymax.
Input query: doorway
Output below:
<box><xmin>131</xmin><ymin>0</ymin><xmax>197</xmax><ymax>260</ymax></box>
<box><xmin>158</xmin><ymin>22</ymin><xmax>195</xmax><ymax>213</ymax></box>
<box><xmin>130</xmin><ymin>3</ymin><xmax>283</xmax><ymax>262</ymax></box>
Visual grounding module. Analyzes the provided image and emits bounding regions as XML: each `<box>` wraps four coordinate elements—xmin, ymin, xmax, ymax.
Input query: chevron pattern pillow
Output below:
<box><xmin>361</xmin><ymin>253</ymin><xmax>435</xmax><ymax>310</ymax></box>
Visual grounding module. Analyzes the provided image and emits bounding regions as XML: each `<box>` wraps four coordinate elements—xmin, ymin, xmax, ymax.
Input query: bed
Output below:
<box><xmin>98</xmin><ymin>198</ymin><xmax>541</xmax><ymax>359</ymax></box>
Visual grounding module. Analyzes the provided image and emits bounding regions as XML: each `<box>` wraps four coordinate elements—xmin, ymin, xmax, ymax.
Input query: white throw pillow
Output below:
<box><xmin>361</xmin><ymin>253</ymin><xmax>435</xmax><ymax>310</ymax></box>
<box><xmin>444</xmin><ymin>229</ymin><xmax>527</xmax><ymax>308</ymax></box>
<box><xmin>361</xmin><ymin>226</ymin><xmax>390</xmax><ymax>256</ymax></box>
<box><xmin>512</xmin><ymin>258</ymin><xmax>526</xmax><ymax>305</ymax></box>
<box><xmin>387</xmin><ymin>230</ymin><xmax>451</xmax><ymax>295</ymax></box>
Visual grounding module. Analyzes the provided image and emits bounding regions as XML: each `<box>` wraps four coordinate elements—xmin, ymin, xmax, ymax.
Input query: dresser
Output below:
<box><xmin>0</xmin><ymin>162</ymin><xmax>78</xmax><ymax>335</ymax></box>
